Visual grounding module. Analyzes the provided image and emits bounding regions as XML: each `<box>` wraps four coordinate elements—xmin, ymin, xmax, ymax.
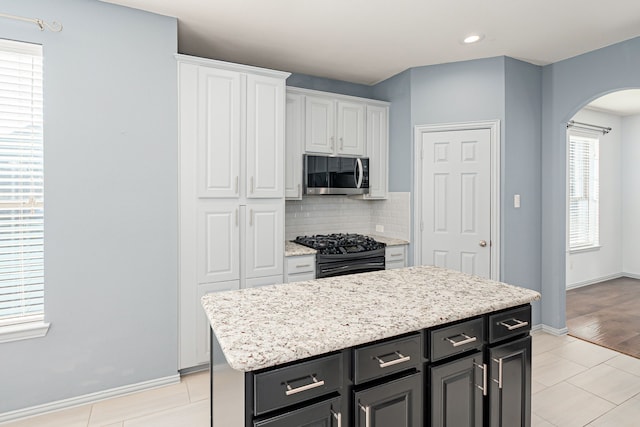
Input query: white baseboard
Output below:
<box><xmin>622</xmin><ymin>272</ymin><xmax>640</xmax><ymax>280</ymax></box>
<box><xmin>566</xmin><ymin>273</ymin><xmax>623</xmax><ymax>290</ymax></box>
<box><xmin>0</xmin><ymin>374</ymin><xmax>180</xmax><ymax>424</ymax></box>
<box><xmin>533</xmin><ymin>324</ymin><xmax>569</xmax><ymax>336</ymax></box>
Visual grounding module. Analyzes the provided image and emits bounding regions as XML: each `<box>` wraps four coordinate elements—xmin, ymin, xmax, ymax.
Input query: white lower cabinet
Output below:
<box><xmin>385</xmin><ymin>245</ymin><xmax>407</xmax><ymax>269</ymax></box>
<box><xmin>245</xmin><ymin>202</ymin><xmax>284</xmax><ymax>279</ymax></box>
<box><xmin>196</xmin><ymin>280</ymin><xmax>240</xmax><ymax>364</ymax></box>
<box><xmin>197</xmin><ymin>201</ymin><xmax>240</xmax><ymax>284</ymax></box>
<box><xmin>285</xmin><ymin>255</ymin><xmax>316</xmax><ymax>283</ymax></box>
<box><xmin>245</xmin><ymin>275</ymin><xmax>285</xmax><ymax>289</ymax></box>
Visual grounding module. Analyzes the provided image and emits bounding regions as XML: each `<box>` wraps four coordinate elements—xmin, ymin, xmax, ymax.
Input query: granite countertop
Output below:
<box><xmin>201</xmin><ymin>266</ymin><xmax>540</xmax><ymax>372</ymax></box>
<box><xmin>285</xmin><ymin>241</ymin><xmax>317</xmax><ymax>256</ymax></box>
<box><xmin>367</xmin><ymin>235</ymin><xmax>409</xmax><ymax>246</ymax></box>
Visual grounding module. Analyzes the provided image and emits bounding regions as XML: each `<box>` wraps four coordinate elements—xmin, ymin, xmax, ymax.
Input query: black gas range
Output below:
<box><xmin>294</xmin><ymin>233</ymin><xmax>386</xmax><ymax>278</ymax></box>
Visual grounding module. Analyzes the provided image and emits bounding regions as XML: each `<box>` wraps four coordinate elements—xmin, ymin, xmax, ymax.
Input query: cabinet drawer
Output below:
<box><xmin>354</xmin><ymin>333</ymin><xmax>421</xmax><ymax>384</ymax></box>
<box><xmin>286</xmin><ymin>255</ymin><xmax>315</xmax><ymax>275</ymax></box>
<box><xmin>430</xmin><ymin>317</ymin><xmax>484</xmax><ymax>362</ymax></box>
<box><xmin>253</xmin><ymin>353</ymin><xmax>342</xmax><ymax>416</ymax></box>
<box><xmin>385</xmin><ymin>247</ymin><xmax>406</xmax><ymax>261</ymax></box>
<box><xmin>488</xmin><ymin>304</ymin><xmax>531</xmax><ymax>344</ymax></box>
<box><xmin>254</xmin><ymin>396</ymin><xmax>341</xmax><ymax>427</ymax></box>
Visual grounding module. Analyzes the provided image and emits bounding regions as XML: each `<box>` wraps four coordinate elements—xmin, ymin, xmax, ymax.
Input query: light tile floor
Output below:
<box><xmin>2</xmin><ymin>331</ymin><xmax>639</xmax><ymax>426</ymax></box>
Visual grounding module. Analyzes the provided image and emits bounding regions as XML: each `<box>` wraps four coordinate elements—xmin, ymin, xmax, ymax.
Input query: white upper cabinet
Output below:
<box><xmin>197</xmin><ymin>67</ymin><xmax>241</xmax><ymax>198</ymax></box>
<box><xmin>246</xmin><ymin>74</ymin><xmax>285</xmax><ymax>198</ymax></box>
<box><xmin>337</xmin><ymin>101</ymin><xmax>366</xmax><ymax>156</ymax></box>
<box><xmin>305</xmin><ymin>96</ymin><xmax>335</xmax><ymax>154</ymax></box>
<box><xmin>287</xmin><ymin>87</ymin><xmax>389</xmax><ymax>199</ymax></box>
<box><xmin>364</xmin><ymin>104</ymin><xmax>389</xmax><ymax>199</ymax></box>
<box><xmin>245</xmin><ymin>201</ymin><xmax>284</xmax><ymax>279</ymax></box>
<box><xmin>285</xmin><ymin>93</ymin><xmax>304</xmax><ymax>199</ymax></box>
<box><xmin>305</xmin><ymin>95</ymin><xmax>366</xmax><ymax>156</ymax></box>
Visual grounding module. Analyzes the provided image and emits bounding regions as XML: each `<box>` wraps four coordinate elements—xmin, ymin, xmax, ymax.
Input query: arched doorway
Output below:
<box><xmin>564</xmin><ymin>89</ymin><xmax>640</xmax><ymax>358</ymax></box>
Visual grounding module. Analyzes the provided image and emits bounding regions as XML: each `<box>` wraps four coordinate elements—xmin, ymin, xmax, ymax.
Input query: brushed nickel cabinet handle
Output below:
<box><xmin>499</xmin><ymin>318</ymin><xmax>529</xmax><ymax>330</ymax></box>
<box><xmin>445</xmin><ymin>333</ymin><xmax>477</xmax><ymax>347</ymax></box>
<box><xmin>474</xmin><ymin>362</ymin><xmax>487</xmax><ymax>396</ymax></box>
<box><xmin>296</xmin><ymin>264</ymin><xmax>311</xmax><ymax>268</ymax></box>
<box><xmin>359</xmin><ymin>403</ymin><xmax>371</xmax><ymax>427</ymax></box>
<box><xmin>340</xmin><ymin>137</ymin><xmax>344</xmax><ymax>150</ymax></box>
<box><xmin>250</xmin><ymin>177</ymin><xmax>254</xmax><ymax>194</ymax></box>
<box><xmin>375</xmin><ymin>351</ymin><xmax>411</xmax><ymax>368</ymax></box>
<box><xmin>284</xmin><ymin>374</ymin><xmax>324</xmax><ymax>396</ymax></box>
<box><xmin>235</xmin><ymin>176</ymin><xmax>239</xmax><ymax>194</ymax></box>
<box><xmin>249</xmin><ymin>209</ymin><xmax>253</xmax><ymax>226</ymax></box>
<box><xmin>298</xmin><ymin>183</ymin><xmax>301</xmax><ymax>197</ymax></box>
<box><xmin>492</xmin><ymin>357</ymin><xmax>503</xmax><ymax>389</ymax></box>
<box><xmin>330</xmin><ymin>408</ymin><xmax>342</xmax><ymax>427</ymax></box>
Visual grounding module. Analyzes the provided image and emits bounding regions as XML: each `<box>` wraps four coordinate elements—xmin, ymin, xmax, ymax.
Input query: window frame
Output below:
<box><xmin>567</xmin><ymin>129</ymin><xmax>600</xmax><ymax>253</ymax></box>
<box><xmin>0</xmin><ymin>38</ymin><xmax>49</xmax><ymax>343</ymax></box>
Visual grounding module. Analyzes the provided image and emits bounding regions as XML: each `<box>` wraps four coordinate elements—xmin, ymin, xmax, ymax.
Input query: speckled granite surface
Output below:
<box><xmin>367</xmin><ymin>235</ymin><xmax>409</xmax><ymax>246</ymax></box>
<box><xmin>201</xmin><ymin>265</ymin><xmax>540</xmax><ymax>372</ymax></box>
<box><xmin>284</xmin><ymin>241</ymin><xmax>317</xmax><ymax>256</ymax></box>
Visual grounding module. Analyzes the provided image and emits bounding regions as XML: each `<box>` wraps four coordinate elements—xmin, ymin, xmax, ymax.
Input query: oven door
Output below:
<box><xmin>316</xmin><ymin>249</ymin><xmax>385</xmax><ymax>278</ymax></box>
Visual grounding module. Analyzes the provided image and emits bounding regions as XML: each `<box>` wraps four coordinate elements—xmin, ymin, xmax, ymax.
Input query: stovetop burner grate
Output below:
<box><xmin>294</xmin><ymin>233</ymin><xmax>385</xmax><ymax>255</ymax></box>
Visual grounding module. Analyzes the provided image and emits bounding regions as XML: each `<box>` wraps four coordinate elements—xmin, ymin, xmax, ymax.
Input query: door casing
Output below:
<box><xmin>413</xmin><ymin>120</ymin><xmax>501</xmax><ymax>281</ymax></box>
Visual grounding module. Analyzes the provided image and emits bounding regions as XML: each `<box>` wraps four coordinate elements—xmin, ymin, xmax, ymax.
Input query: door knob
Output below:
<box><xmin>479</xmin><ymin>240</ymin><xmax>487</xmax><ymax>247</ymax></box>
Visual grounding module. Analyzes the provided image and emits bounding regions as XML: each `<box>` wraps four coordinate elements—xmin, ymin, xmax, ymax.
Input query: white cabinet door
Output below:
<box><xmin>246</xmin><ymin>74</ymin><xmax>285</xmax><ymax>198</ymax></box>
<box><xmin>285</xmin><ymin>93</ymin><xmax>304</xmax><ymax>199</ymax></box>
<box><xmin>195</xmin><ymin>280</ymin><xmax>240</xmax><ymax>366</ymax></box>
<box><xmin>305</xmin><ymin>96</ymin><xmax>335</xmax><ymax>154</ymax></box>
<box><xmin>245</xmin><ymin>275</ymin><xmax>284</xmax><ymax>289</ymax></box>
<box><xmin>337</xmin><ymin>101</ymin><xmax>365</xmax><ymax>156</ymax></box>
<box><xmin>197</xmin><ymin>67</ymin><xmax>241</xmax><ymax>198</ymax></box>
<box><xmin>365</xmin><ymin>104</ymin><xmax>389</xmax><ymax>199</ymax></box>
<box><xmin>245</xmin><ymin>202</ymin><xmax>284</xmax><ymax>279</ymax></box>
<box><xmin>197</xmin><ymin>201</ymin><xmax>240</xmax><ymax>284</ymax></box>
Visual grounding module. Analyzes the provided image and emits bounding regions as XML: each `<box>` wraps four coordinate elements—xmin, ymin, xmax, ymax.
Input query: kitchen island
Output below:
<box><xmin>202</xmin><ymin>265</ymin><xmax>540</xmax><ymax>426</ymax></box>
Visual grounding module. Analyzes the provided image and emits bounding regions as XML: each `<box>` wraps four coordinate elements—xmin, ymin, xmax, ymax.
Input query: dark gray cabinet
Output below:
<box><xmin>253</xmin><ymin>397</ymin><xmax>341</xmax><ymax>427</ymax></box>
<box><xmin>211</xmin><ymin>304</ymin><xmax>533</xmax><ymax>427</ymax></box>
<box><xmin>488</xmin><ymin>336</ymin><xmax>532</xmax><ymax>427</ymax></box>
<box><xmin>430</xmin><ymin>351</ymin><xmax>484</xmax><ymax>427</ymax></box>
<box><xmin>354</xmin><ymin>372</ymin><xmax>422</xmax><ymax>427</ymax></box>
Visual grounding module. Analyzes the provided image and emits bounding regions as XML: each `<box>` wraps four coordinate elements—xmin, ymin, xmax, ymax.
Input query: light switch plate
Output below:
<box><xmin>375</xmin><ymin>224</ymin><xmax>384</xmax><ymax>232</ymax></box>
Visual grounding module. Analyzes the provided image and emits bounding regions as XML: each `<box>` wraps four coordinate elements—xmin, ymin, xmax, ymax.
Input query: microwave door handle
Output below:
<box><xmin>356</xmin><ymin>158</ymin><xmax>364</xmax><ymax>189</ymax></box>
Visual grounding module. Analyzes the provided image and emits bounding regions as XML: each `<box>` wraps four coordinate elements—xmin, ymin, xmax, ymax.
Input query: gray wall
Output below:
<box><xmin>504</xmin><ymin>58</ymin><xmax>543</xmax><ymax>324</ymax></box>
<box><xmin>541</xmin><ymin>36</ymin><xmax>640</xmax><ymax>329</ymax></box>
<box><xmin>287</xmin><ymin>73</ymin><xmax>375</xmax><ymax>99</ymax></box>
<box><xmin>0</xmin><ymin>0</ymin><xmax>178</xmax><ymax>413</ymax></box>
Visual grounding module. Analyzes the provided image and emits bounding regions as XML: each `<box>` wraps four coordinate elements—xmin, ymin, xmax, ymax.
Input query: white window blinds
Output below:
<box><xmin>568</xmin><ymin>132</ymin><xmax>599</xmax><ymax>250</ymax></box>
<box><xmin>0</xmin><ymin>39</ymin><xmax>44</xmax><ymax>326</ymax></box>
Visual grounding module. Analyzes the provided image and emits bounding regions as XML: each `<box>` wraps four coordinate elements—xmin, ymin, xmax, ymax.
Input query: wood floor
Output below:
<box><xmin>567</xmin><ymin>276</ymin><xmax>640</xmax><ymax>359</ymax></box>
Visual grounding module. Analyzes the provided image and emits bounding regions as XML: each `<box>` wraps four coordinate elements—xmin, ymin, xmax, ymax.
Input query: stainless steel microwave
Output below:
<box><xmin>304</xmin><ymin>155</ymin><xmax>369</xmax><ymax>195</ymax></box>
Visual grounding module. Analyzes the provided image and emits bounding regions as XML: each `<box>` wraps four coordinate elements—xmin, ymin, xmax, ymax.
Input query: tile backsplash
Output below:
<box><xmin>285</xmin><ymin>192</ymin><xmax>411</xmax><ymax>241</ymax></box>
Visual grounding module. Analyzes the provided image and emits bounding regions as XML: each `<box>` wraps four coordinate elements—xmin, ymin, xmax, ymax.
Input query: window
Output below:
<box><xmin>568</xmin><ymin>131</ymin><xmax>599</xmax><ymax>251</ymax></box>
<box><xmin>0</xmin><ymin>38</ymin><xmax>48</xmax><ymax>342</ymax></box>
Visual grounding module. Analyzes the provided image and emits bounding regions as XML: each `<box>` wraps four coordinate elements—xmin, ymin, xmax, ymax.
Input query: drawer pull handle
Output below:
<box><xmin>499</xmin><ymin>318</ymin><xmax>529</xmax><ymax>330</ymax></box>
<box><xmin>331</xmin><ymin>408</ymin><xmax>342</xmax><ymax>427</ymax></box>
<box><xmin>296</xmin><ymin>264</ymin><xmax>311</xmax><ymax>268</ymax></box>
<box><xmin>284</xmin><ymin>374</ymin><xmax>325</xmax><ymax>396</ymax></box>
<box><xmin>375</xmin><ymin>351</ymin><xmax>411</xmax><ymax>368</ymax></box>
<box><xmin>359</xmin><ymin>403</ymin><xmax>371</xmax><ymax>427</ymax></box>
<box><xmin>445</xmin><ymin>333</ymin><xmax>477</xmax><ymax>347</ymax></box>
<box><xmin>389</xmin><ymin>253</ymin><xmax>403</xmax><ymax>258</ymax></box>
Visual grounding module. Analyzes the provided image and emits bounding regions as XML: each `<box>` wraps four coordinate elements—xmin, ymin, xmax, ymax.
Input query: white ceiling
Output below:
<box><xmin>586</xmin><ymin>90</ymin><xmax>640</xmax><ymax>116</ymax></box>
<box><xmin>103</xmin><ymin>0</ymin><xmax>640</xmax><ymax>85</ymax></box>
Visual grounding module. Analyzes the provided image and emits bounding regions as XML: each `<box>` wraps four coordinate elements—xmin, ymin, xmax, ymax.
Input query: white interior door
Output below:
<box><xmin>421</xmin><ymin>128</ymin><xmax>491</xmax><ymax>277</ymax></box>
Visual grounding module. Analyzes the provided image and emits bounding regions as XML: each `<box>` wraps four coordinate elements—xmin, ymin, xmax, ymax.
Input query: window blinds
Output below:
<box><xmin>0</xmin><ymin>39</ymin><xmax>44</xmax><ymax>326</ymax></box>
<box><xmin>568</xmin><ymin>133</ymin><xmax>599</xmax><ymax>250</ymax></box>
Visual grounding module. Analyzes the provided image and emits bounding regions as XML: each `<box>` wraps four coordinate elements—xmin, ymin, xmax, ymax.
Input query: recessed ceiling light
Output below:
<box><xmin>463</xmin><ymin>34</ymin><xmax>484</xmax><ymax>44</ymax></box>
